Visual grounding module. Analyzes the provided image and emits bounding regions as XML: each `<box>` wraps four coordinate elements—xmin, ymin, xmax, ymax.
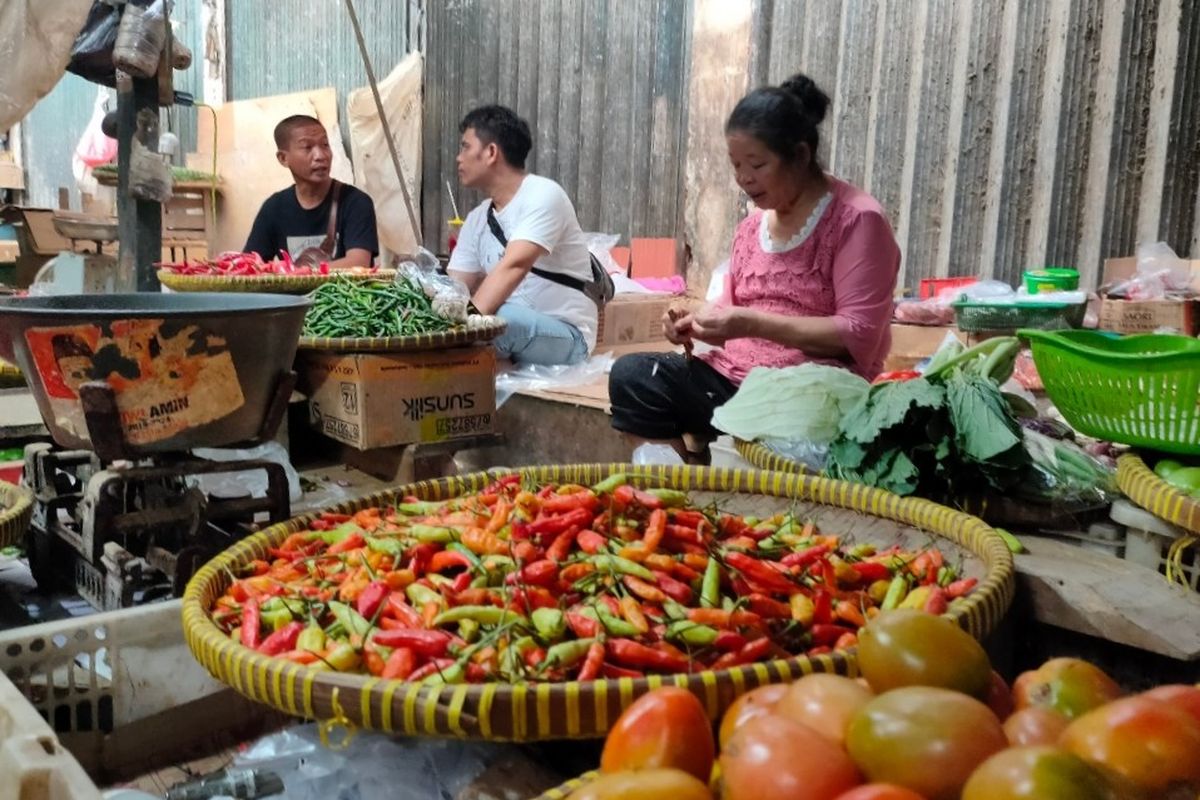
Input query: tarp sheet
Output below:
<box><xmin>0</xmin><ymin>0</ymin><xmax>93</xmax><ymax>131</ymax></box>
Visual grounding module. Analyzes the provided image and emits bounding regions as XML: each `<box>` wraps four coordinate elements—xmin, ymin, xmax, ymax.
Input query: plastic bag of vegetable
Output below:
<box><xmin>398</xmin><ymin>250</ymin><xmax>470</xmax><ymax>323</ymax></box>
<box><xmin>1020</xmin><ymin>428</ymin><xmax>1116</xmax><ymax>504</ymax></box>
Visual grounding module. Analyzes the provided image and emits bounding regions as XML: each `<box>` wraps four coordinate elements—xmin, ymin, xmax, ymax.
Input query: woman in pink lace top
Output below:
<box><xmin>609</xmin><ymin>73</ymin><xmax>900</xmax><ymax>461</ymax></box>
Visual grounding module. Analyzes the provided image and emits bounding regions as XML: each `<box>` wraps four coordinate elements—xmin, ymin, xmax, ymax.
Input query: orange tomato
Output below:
<box><xmin>846</xmin><ymin>687</ymin><xmax>1007</xmax><ymax>800</ymax></box>
<box><xmin>720</xmin><ymin>715</ymin><xmax>861</xmax><ymax>800</ymax></box>
<box><xmin>856</xmin><ymin>610</ymin><xmax>991</xmax><ymax>698</ymax></box>
<box><xmin>600</xmin><ymin>688</ymin><xmax>715</xmax><ymax>783</ymax></box>
<box><xmin>565</xmin><ymin>768</ymin><xmax>713</xmax><ymax>800</ymax></box>
<box><xmin>961</xmin><ymin>746</ymin><xmax>1113</xmax><ymax>800</ymax></box>
<box><xmin>773</xmin><ymin>673</ymin><xmax>874</xmax><ymax>748</ymax></box>
<box><xmin>718</xmin><ymin>683</ymin><xmax>788</xmax><ymax>747</ymax></box>
<box><xmin>833</xmin><ymin>785</ymin><xmax>927</xmax><ymax>800</ymax></box>
<box><xmin>1060</xmin><ymin>695</ymin><xmax>1200</xmax><ymax>792</ymax></box>
<box><xmin>1140</xmin><ymin>684</ymin><xmax>1200</xmax><ymax>727</ymax></box>
<box><xmin>1011</xmin><ymin>658</ymin><xmax>1121</xmax><ymax>720</ymax></box>
<box><xmin>1002</xmin><ymin>706</ymin><xmax>1069</xmax><ymax>747</ymax></box>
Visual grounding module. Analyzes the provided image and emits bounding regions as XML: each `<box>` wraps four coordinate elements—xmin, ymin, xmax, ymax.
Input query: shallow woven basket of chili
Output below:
<box><xmin>1117</xmin><ymin>453</ymin><xmax>1200</xmax><ymax>535</ymax></box>
<box><xmin>181</xmin><ymin>465</ymin><xmax>1013</xmax><ymax>740</ymax></box>
<box><xmin>0</xmin><ymin>480</ymin><xmax>33</xmax><ymax>550</ymax></box>
<box><xmin>296</xmin><ymin>315</ymin><xmax>507</xmax><ymax>353</ymax></box>
<box><xmin>157</xmin><ymin>269</ymin><xmax>398</xmax><ymax>294</ymax></box>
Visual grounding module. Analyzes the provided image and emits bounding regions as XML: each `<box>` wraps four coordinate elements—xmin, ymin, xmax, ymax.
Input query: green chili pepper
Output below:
<box><xmin>531</xmin><ymin>607</ymin><xmax>566</xmax><ymax>642</ymax></box>
<box><xmin>591</xmin><ymin>473</ymin><xmax>628</xmax><ymax>494</ymax></box>
<box><xmin>366</xmin><ymin>536</ymin><xmax>405</xmax><ymax>556</ymax></box>
<box><xmin>329</xmin><ymin>601</ymin><xmax>372</xmax><ymax>638</ymax></box>
<box><xmin>410</xmin><ymin>524</ymin><xmax>458</xmax><ymax>543</ymax></box>
<box><xmin>498</xmin><ymin>635</ymin><xmax>536</xmax><ymax>681</ymax></box>
<box><xmin>881</xmin><ymin>574</ymin><xmax>909</xmax><ymax>610</ymax></box>
<box><xmin>590</xmin><ymin>554</ymin><xmax>655</xmax><ymax>581</ymax></box>
<box><xmin>458</xmin><ymin>618</ymin><xmax>481</xmax><ymax>643</ymax></box>
<box><xmin>432</xmin><ymin>605</ymin><xmax>528</xmax><ymax>628</ymax></box>
<box><xmin>482</xmin><ymin>555</ymin><xmax>515</xmax><ymax>571</ymax></box>
<box><xmin>406</xmin><ymin>582</ymin><xmax>444</xmax><ymax>609</ymax></box>
<box><xmin>543</xmin><ymin>637</ymin><xmax>597</xmax><ymax>669</ymax></box>
<box><xmin>469</xmin><ymin>574</ymin><xmax>490</xmax><ymax>589</ymax></box>
<box><xmin>663</xmin><ymin>598</ymin><xmax>689</xmax><ymax>621</ymax></box>
<box><xmin>323</xmin><ymin>642</ymin><xmax>361</xmax><ymax>672</ymax></box>
<box><xmin>721</xmin><ymin>595</ymin><xmax>736</xmax><ymax>612</ymax></box>
<box><xmin>591</xmin><ymin>605</ymin><xmax>640</xmax><ymax>637</ymax></box>
<box><xmin>397</xmin><ymin>500</ymin><xmax>445</xmax><ymax>516</ymax></box>
<box><xmin>426</xmin><ymin>573</ymin><xmax>453</xmax><ymax>587</ymax></box>
<box><xmin>994</xmin><ymin>528</ymin><xmax>1025</xmax><ymax>554</ymax></box>
<box><xmin>421</xmin><ymin>662</ymin><xmax>465</xmax><ymax>686</ymax></box>
<box><xmin>936</xmin><ymin>566</ymin><xmax>953</xmax><ymax>587</ymax></box>
<box><xmin>261</xmin><ymin>605</ymin><xmax>294</xmax><ymax>631</ymax></box>
<box><xmin>313</xmin><ymin>522</ymin><xmax>362</xmax><ymax>545</ymax></box>
<box><xmin>666</xmin><ymin>620</ymin><xmax>719</xmax><ymax>646</ymax></box>
<box><xmin>700</xmin><ymin>558</ymin><xmax>721</xmax><ymax>609</ymax></box>
<box><xmin>297</xmin><ymin>625</ymin><xmax>326</xmax><ymax>653</ymax></box>
<box><xmin>446</xmin><ymin>542</ymin><xmax>483</xmax><ymax>570</ymax></box>
<box><xmin>646</xmin><ymin>488</ymin><xmax>688</xmax><ymax>507</ymax></box>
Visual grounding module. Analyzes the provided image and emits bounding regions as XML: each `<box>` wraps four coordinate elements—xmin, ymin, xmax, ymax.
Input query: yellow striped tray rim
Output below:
<box><xmin>297</xmin><ymin>317</ymin><xmax>507</xmax><ymax>353</ymax></box>
<box><xmin>181</xmin><ymin>464</ymin><xmax>1015</xmax><ymax>741</ymax></box>
<box><xmin>157</xmin><ymin>269</ymin><xmax>397</xmax><ymax>294</ymax></box>
<box><xmin>0</xmin><ymin>480</ymin><xmax>33</xmax><ymax>550</ymax></box>
<box><xmin>1117</xmin><ymin>453</ymin><xmax>1200</xmax><ymax>535</ymax></box>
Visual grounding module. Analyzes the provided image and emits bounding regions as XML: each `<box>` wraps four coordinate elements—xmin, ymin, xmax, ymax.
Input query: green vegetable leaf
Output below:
<box><xmin>840</xmin><ymin>379</ymin><xmax>945</xmax><ymax>445</ymax></box>
<box><xmin>945</xmin><ymin>372</ymin><xmax>1022</xmax><ymax>462</ymax></box>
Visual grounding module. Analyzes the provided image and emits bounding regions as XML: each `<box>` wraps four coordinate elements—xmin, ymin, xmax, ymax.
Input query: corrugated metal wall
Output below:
<box><xmin>754</xmin><ymin>0</ymin><xmax>1200</xmax><ymax>289</ymax></box>
<box><xmin>422</xmin><ymin>0</ymin><xmax>692</xmax><ymax>250</ymax></box>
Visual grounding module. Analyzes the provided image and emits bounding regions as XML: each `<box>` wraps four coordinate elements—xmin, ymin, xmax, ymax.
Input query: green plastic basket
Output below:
<box><xmin>1021</xmin><ymin>329</ymin><xmax>1200</xmax><ymax>455</ymax></box>
<box><xmin>955</xmin><ymin>299</ymin><xmax>1086</xmax><ymax>332</ymax></box>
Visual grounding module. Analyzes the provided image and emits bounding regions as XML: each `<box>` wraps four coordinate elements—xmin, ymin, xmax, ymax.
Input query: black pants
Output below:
<box><xmin>608</xmin><ymin>352</ymin><xmax>738</xmax><ymax>440</ymax></box>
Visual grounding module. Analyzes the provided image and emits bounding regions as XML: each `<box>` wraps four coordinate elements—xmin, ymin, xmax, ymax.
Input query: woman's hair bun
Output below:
<box><xmin>780</xmin><ymin>73</ymin><xmax>830</xmax><ymax>125</ymax></box>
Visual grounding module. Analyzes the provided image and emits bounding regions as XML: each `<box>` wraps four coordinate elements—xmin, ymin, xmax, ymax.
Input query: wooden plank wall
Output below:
<box><xmin>422</xmin><ymin>0</ymin><xmax>692</xmax><ymax>252</ymax></box>
<box><xmin>754</xmin><ymin>0</ymin><xmax>1200</xmax><ymax>289</ymax></box>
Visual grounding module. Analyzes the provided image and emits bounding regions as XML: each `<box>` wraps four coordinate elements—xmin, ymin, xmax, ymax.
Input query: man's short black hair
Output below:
<box><xmin>274</xmin><ymin>115</ymin><xmax>325</xmax><ymax>149</ymax></box>
<box><xmin>459</xmin><ymin>105</ymin><xmax>533</xmax><ymax>169</ymax></box>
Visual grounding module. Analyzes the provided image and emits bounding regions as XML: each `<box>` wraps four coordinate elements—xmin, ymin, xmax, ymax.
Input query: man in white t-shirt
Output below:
<box><xmin>447</xmin><ymin>105</ymin><xmax>597</xmax><ymax>365</ymax></box>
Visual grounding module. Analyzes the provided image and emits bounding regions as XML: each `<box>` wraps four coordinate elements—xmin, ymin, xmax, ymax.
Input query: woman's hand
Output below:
<box><xmin>689</xmin><ymin>305</ymin><xmax>751</xmax><ymax>346</ymax></box>
<box><xmin>661</xmin><ymin>307</ymin><xmax>694</xmax><ymax>346</ymax></box>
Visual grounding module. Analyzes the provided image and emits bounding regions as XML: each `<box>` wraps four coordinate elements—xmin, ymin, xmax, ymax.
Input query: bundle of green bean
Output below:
<box><xmin>303</xmin><ymin>276</ymin><xmax>457</xmax><ymax>338</ymax></box>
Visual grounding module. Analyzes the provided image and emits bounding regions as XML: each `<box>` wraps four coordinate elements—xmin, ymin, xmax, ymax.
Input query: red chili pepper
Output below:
<box><xmin>608</xmin><ymin>638</ymin><xmax>689</xmax><ymax>672</ymax></box>
<box><xmin>567</xmin><ymin>610</ymin><xmax>601</xmax><ymax>638</ymax></box>
<box><xmin>713</xmin><ymin>630</ymin><xmax>747</xmax><ymax>652</ymax></box>
<box><xmin>611</xmin><ymin>485</ymin><xmax>635</xmax><ymax>510</ymax></box>
<box><xmin>257</xmin><ymin>621</ymin><xmax>303</xmax><ymax>656</ymax></box>
<box><xmin>328</xmin><ymin>532</ymin><xmax>365</xmax><ymax>555</ymax></box>
<box><xmin>630</xmin><ymin>488</ymin><xmax>664</xmax><ymax>509</ymax></box>
<box><xmin>524</xmin><ymin>647</ymin><xmax>547</xmax><ymax>669</ymax></box>
<box><xmin>240</xmin><ymin>598</ymin><xmax>261</xmax><ymax>649</ymax></box>
<box><xmin>781</xmin><ymin>544</ymin><xmax>831</xmax><ymax>569</ymax></box>
<box><xmin>381</xmin><ymin>647</ymin><xmax>416</xmax><ymax>679</ymax></box>
<box><xmin>924</xmin><ymin>587</ymin><xmax>949</xmax><ymax>615</ymax></box>
<box><xmin>356</xmin><ymin>580</ymin><xmax>389</xmax><ymax>620</ymax></box>
<box><xmin>450</xmin><ymin>570</ymin><xmax>473</xmax><ymax>594</ymax></box>
<box><xmin>482</xmin><ymin>474</ymin><xmax>521</xmax><ymax>495</ymax></box>
<box><xmin>810</xmin><ymin>624</ymin><xmax>854</xmax><ymax>647</ymax></box>
<box><xmin>669</xmin><ymin>510</ymin><xmax>708</xmax><ymax>528</ymax></box>
<box><xmin>746</xmin><ymin>593</ymin><xmax>792</xmax><ymax>619</ymax></box>
<box><xmin>599</xmin><ymin>662</ymin><xmax>645</xmax><ymax>679</ymax></box>
<box><xmin>872</xmin><ymin>370</ymin><xmax>921</xmax><ymax>384</ymax></box>
<box><xmin>385</xmin><ymin>592</ymin><xmax>423</xmax><ymax>627</ymax></box>
<box><xmin>429</xmin><ymin>550</ymin><xmax>474</xmax><ymax>573</ymax></box>
<box><xmin>946</xmin><ymin>577</ymin><xmax>977</xmax><ymax>599</ymax></box>
<box><xmin>508</xmin><ymin>559</ymin><xmax>558</xmax><ymax>587</ymax></box>
<box><xmin>541</xmin><ymin>492</ymin><xmax>600</xmax><ymax>514</ymax></box>
<box><xmin>576</xmin><ymin>641</ymin><xmax>606</xmax><ymax>680</ymax></box>
<box><xmin>371</xmin><ymin>628</ymin><xmax>453</xmax><ymax>657</ymax></box>
<box><xmin>407</xmin><ymin>542</ymin><xmax>439</xmax><ymax>573</ymax></box>
<box><xmin>309</xmin><ymin>519</ymin><xmax>331</xmax><ymax>531</ymax></box>
<box><xmin>546</xmin><ymin>528</ymin><xmax>577</xmax><ymax>562</ymax></box>
<box><xmin>408</xmin><ymin>658</ymin><xmax>456</xmax><ymax>682</ymax></box>
<box><xmin>813</xmin><ymin>590</ymin><xmax>833</xmax><ymax>625</ymax></box>
<box><xmin>724</xmin><ymin>552</ymin><xmax>797</xmax><ymax>594</ymax></box>
<box><xmin>527</xmin><ymin>508</ymin><xmax>593</xmax><ymax>540</ymax></box>
<box><xmin>576</xmin><ymin>529</ymin><xmax>608</xmax><ymax>554</ymax></box>
<box><xmin>850</xmin><ymin>561</ymin><xmax>892</xmax><ymax>584</ymax></box>
<box><xmin>651</xmin><ymin>570</ymin><xmax>694</xmax><ymax>604</ymax></box>
<box><xmin>664</xmin><ymin>525</ymin><xmax>703</xmax><ymax>545</ymax></box>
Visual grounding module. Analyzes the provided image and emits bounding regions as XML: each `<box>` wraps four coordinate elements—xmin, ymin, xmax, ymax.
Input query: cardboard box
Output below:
<box><xmin>884</xmin><ymin>323</ymin><xmax>965</xmax><ymax>372</ymax></box>
<box><xmin>597</xmin><ymin>293</ymin><xmax>678</xmax><ymax>347</ymax></box>
<box><xmin>1102</xmin><ymin>256</ymin><xmax>1200</xmax><ymax>292</ymax></box>
<box><xmin>1098</xmin><ymin>297</ymin><xmax>1200</xmax><ymax>335</ymax></box>
<box><xmin>300</xmin><ymin>346</ymin><xmax>496</xmax><ymax>450</ymax></box>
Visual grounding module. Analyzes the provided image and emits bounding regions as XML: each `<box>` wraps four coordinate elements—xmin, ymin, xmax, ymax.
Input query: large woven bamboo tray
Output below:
<box><xmin>0</xmin><ymin>480</ymin><xmax>33</xmax><ymax>550</ymax></box>
<box><xmin>296</xmin><ymin>316</ymin><xmax>507</xmax><ymax>353</ymax></box>
<box><xmin>1117</xmin><ymin>453</ymin><xmax>1200</xmax><ymax>535</ymax></box>
<box><xmin>181</xmin><ymin>465</ymin><xmax>1015</xmax><ymax>741</ymax></box>
<box><xmin>157</xmin><ymin>269</ymin><xmax>397</xmax><ymax>294</ymax></box>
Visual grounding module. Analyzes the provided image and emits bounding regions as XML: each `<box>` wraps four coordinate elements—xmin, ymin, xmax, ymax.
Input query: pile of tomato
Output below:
<box><xmin>207</xmin><ymin>475</ymin><xmax>976</xmax><ymax>683</ymax></box>
<box><xmin>579</xmin><ymin>609</ymin><xmax>1200</xmax><ymax>800</ymax></box>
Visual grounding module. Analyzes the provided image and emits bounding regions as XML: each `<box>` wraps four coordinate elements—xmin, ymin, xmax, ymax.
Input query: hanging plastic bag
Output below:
<box><xmin>66</xmin><ymin>1</ymin><xmax>124</xmax><ymax>87</ymax></box>
<box><xmin>75</xmin><ymin>89</ymin><xmax>117</xmax><ymax>168</ymax></box>
<box><xmin>399</xmin><ymin>250</ymin><xmax>470</xmax><ymax>322</ymax></box>
<box><xmin>113</xmin><ymin>0</ymin><xmax>168</xmax><ymax>79</ymax></box>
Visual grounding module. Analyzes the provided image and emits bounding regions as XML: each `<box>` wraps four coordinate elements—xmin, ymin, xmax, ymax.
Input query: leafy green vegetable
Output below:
<box><xmin>712</xmin><ymin>364</ymin><xmax>869</xmax><ymax>443</ymax></box>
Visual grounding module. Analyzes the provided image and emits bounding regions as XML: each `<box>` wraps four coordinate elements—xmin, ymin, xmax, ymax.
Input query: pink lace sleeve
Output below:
<box><xmin>830</xmin><ymin>210</ymin><xmax>901</xmax><ymax>376</ymax></box>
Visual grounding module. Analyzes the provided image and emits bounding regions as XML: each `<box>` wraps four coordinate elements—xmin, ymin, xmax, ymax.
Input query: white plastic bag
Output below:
<box><xmin>632</xmin><ymin>443</ymin><xmax>684</xmax><ymax>465</ymax></box>
<box><xmin>399</xmin><ymin>253</ymin><xmax>470</xmax><ymax>322</ymax></box>
<box><xmin>495</xmin><ymin>352</ymin><xmax>614</xmax><ymax>407</ymax></box>
<box><xmin>190</xmin><ymin>441</ymin><xmax>302</xmax><ymax>503</ymax></box>
<box><xmin>585</xmin><ymin>232</ymin><xmax>623</xmax><ymax>275</ymax></box>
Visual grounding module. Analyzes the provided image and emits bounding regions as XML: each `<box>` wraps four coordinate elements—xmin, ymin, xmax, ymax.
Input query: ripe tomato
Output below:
<box><xmin>1011</xmin><ymin>658</ymin><xmax>1121</xmax><ymax>719</ymax></box>
<box><xmin>721</xmin><ymin>715</ymin><xmax>861</xmax><ymax>800</ymax></box>
<box><xmin>961</xmin><ymin>746</ymin><xmax>1113</xmax><ymax>800</ymax></box>
<box><xmin>1002</xmin><ymin>706</ymin><xmax>1069</xmax><ymax>747</ymax></box>
<box><xmin>565</xmin><ymin>768</ymin><xmax>713</xmax><ymax>800</ymax></box>
<box><xmin>600</xmin><ymin>687</ymin><xmax>715</xmax><ymax>783</ymax></box>
<box><xmin>983</xmin><ymin>671</ymin><xmax>1014</xmax><ymax>720</ymax></box>
<box><xmin>774</xmin><ymin>673</ymin><xmax>874</xmax><ymax>748</ymax></box>
<box><xmin>1060</xmin><ymin>695</ymin><xmax>1200</xmax><ymax>792</ymax></box>
<box><xmin>833</xmin><ymin>785</ymin><xmax>927</xmax><ymax>800</ymax></box>
<box><xmin>846</xmin><ymin>687</ymin><xmax>1007</xmax><ymax>800</ymax></box>
<box><xmin>856</xmin><ymin>610</ymin><xmax>991</xmax><ymax>698</ymax></box>
<box><xmin>1141</xmin><ymin>684</ymin><xmax>1200</xmax><ymax>727</ymax></box>
<box><xmin>718</xmin><ymin>683</ymin><xmax>788</xmax><ymax>747</ymax></box>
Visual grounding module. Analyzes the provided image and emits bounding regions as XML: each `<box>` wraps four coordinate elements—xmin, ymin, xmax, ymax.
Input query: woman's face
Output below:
<box><xmin>726</xmin><ymin>130</ymin><xmax>807</xmax><ymax>210</ymax></box>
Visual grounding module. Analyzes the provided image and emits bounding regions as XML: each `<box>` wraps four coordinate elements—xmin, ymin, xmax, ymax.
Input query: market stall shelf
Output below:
<box><xmin>157</xmin><ymin>269</ymin><xmax>398</xmax><ymax>294</ymax></box>
<box><xmin>181</xmin><ymin>465</ymin><xmax>1014</xmax><ymax>741</ymax></box>
<box><xmin>0</xmin><ymin>479</ymin><xmax>33</xmax><ymax>549</ymax></box>
<box><xmin>296</xmin><ymin>315</ymin><xmax>507</xmax><ymax>353</ymax></box>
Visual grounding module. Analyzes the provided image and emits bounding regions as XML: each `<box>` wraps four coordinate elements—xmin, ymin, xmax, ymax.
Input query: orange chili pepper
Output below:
<box><xmin>619</xmin><ymin>596</ymin><xmax>650</xmax><ymax>634</ymax></box>
<box><xmin>559</xmin><ymin>562</ymin><xmax>595</xmax><ymax>585</ymax></box>
<box><xmin>385</xmin><ymin>568</ymin><xmax>415</xmax><ymax>591</ymax></box>
<box><xmin>623</xmin><ymin>575</ymin><xmax>666</xmax><ymax>604</ymax></box>
<box><xmin>642</xmin><ymin>508</ymin><xmax>667</xmax><ymax>553</ymax></box>
<box><xmin>834</xmin><ymin>600</ymin><xmax>867</xmax><ymax>629</ymax></box>
<box><xmin>421</xmin><ymin>600</ymin><xmax>441</xmax><ymax>627</ymax></box>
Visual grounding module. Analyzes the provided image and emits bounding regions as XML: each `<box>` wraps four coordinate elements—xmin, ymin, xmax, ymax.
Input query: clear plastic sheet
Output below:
<box><xmin>1107</xmin><ymin>241</ymin><xmax>1195</xmax><ymax>300</ymax></box>
<box><xmin>190</xmin><ymin>441</ymin><xmax>303</xmax><ymax>503</ymax></box>
<box><xmin>495</xmin><ymin>352</ymin><xmax>615</xmax><ymax>407</ymax></box>
<box><xmin>112</xmin><ymin>0</ymin><xmax>168</xmax><ymax>79</ymax></box>
<box><xmin>632</xmin><ymin>443</ymin><xmax>684</xmax><ymax>465</ymax></box>
<box><xmin>398</xmin><ymin>249</ymin><xmax>470</xmax><ymax>322</ymax></box>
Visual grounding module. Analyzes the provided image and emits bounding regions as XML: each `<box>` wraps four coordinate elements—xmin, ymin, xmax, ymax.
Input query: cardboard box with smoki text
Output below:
<box><xmin>299</xmin><ymin>346</ymin><xmax>496</xmax><ymax>450</ymax></box>
<box><xmin>884</xmin><ymin>323</ymin><xmax>966</xmax><ymax>372</ymax></box>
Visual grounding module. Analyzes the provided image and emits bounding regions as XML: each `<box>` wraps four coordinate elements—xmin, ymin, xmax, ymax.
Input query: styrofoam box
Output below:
<box><xmin>0</xmin><ymin>670</ymin><xmax>99</xmax><ymax>800</ymax></box>
<box><xmin>1110</xmin><ymin>499</ymin><xmax>1199</xmax><ymax>592</ymax></box>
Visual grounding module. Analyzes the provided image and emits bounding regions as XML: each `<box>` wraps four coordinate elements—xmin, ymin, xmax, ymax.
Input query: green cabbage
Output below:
<box><xmin>711</xmin><ymin>364</ymin><xmax>869</xmax><ymax>444</ymax></box>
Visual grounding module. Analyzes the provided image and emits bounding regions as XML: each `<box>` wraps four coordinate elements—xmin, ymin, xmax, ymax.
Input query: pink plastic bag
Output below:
<box><xmin>75</xmin><ymin>111</ymin><xmax>116</xmax><ymax>168</ymax></box>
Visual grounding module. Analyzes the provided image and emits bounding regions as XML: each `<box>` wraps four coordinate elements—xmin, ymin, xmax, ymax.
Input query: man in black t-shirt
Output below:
<box><xmin>244</xmin><ymin>115</ymin><xmax>379</xmax><ymax>268</ymax></box>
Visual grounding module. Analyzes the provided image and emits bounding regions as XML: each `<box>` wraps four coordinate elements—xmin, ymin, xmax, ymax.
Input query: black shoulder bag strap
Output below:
<box><xmin>486</xmin><ymin>202</ymin><xmax>588</xmax><ymax>293</ymax></box>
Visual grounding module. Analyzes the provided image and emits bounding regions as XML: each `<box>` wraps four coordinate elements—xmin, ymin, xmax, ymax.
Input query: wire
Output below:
<box><xmin>193</xmin><ymin>103</ymin><xmax>219</xmax><ymax>235</ymax></box>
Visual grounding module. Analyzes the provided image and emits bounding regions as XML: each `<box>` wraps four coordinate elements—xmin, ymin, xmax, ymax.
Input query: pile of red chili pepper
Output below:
<box><xmin>159</xmin><ymin>251</ymin><xmax>382</xmax><ymax>277</ymax></box>
<box><xmin>208</xmin><ymin>475</ymin><xmax>978</xmax><ymax>685</ymax></box>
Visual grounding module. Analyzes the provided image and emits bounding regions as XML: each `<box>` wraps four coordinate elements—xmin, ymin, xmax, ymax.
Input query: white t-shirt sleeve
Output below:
<box><xmin>506</xmin><ymin>183</ymin><xmax>572</xmax><ymax>255</ymax></box>
<box><xmin>446</xmin><ymin>206</ymin><xmax>486</xmax><ymax>273</ymax></box>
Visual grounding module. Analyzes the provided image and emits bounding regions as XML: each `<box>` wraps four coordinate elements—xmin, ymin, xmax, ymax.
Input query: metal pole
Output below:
<box><xmin>342</xmin><ymin>0</ymin><xmax>424</xmax><ymax>249</ymax></box>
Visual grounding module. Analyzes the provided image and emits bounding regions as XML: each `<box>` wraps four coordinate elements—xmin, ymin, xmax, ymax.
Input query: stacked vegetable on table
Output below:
<box><xmin>301</xmin><ymin>275</ymin><xmax>456</xmax><ymax>339</ymax></box>
<box><xmin>575</xmin><ymin>610</ymin><xmax>1200</xmax><ymax>800</ymax></box>
<box><xmin>207</xmin><ymin>475</ymin><xmax>976</xmax><ymax>683</ymax></box>
<box><xmin>158</xmin><ymin>250</ymin><xmax>383</xmax><ymax>277</ymax></box>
